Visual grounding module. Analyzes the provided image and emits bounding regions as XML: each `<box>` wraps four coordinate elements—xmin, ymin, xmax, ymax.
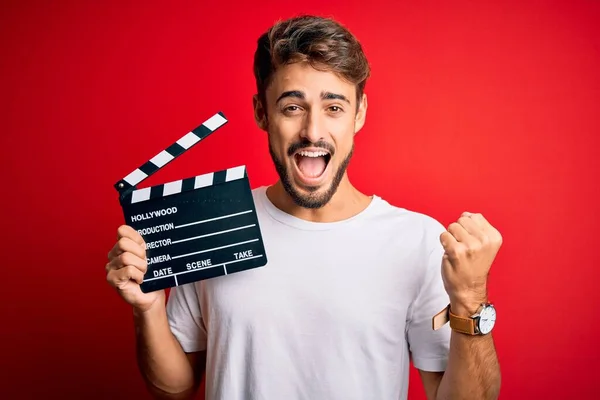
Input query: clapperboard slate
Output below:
<box><xmin>114</xmin><ymin>112</ymin><xmax>268</xmax><ymax>293</ymax></box>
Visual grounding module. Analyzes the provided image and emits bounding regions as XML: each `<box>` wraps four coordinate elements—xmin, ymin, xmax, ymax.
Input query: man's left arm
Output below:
<box><xmin>420</xmin><ymin>308</ymin><xmax>500</xmax><ymax>400</ymax></box>
<box><xmin>422</xmin><ymin>211</ymin><xmax>503</xmax><ymax>400</ymax></box>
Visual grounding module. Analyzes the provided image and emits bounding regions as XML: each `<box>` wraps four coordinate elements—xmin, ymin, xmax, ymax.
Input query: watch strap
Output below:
<box><xmin>448</xmin><ymin>308</ymin><xmax>477</xmax><ymax>335</ymax></box>
<box><xmin>432</xmin><ymin>305</ymin><xmax>450</xmax><ymax>330</ymax></box>
<box><xmin>432</xmin><ymin>303</ymin><xmax>479</xmax><ymax>335</ymax></box>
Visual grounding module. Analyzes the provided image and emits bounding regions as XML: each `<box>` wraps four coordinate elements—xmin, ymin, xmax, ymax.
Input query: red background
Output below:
<box><xmin>1</xmin><ymin>1</ymin><xmax>598</xmax><ymax>399</ymax></box>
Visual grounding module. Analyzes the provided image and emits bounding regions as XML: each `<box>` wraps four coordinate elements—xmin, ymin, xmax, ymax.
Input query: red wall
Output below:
<box><xmin>1</xmin><ymin>1</ymin><xmax>598</xmax><ymax>398</ymax></box>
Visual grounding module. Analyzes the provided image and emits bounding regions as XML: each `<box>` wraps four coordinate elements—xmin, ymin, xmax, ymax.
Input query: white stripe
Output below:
<box><xmin>123</xmin><ymin>168</ymin><xmax>147</xmax><ymax>186</ymax></box>
<box><xmin>194</xmin><ymin>172</ymin><xmax>214</xmax><ymax>188</ymax></box>
<box><xmin>131</xmin><ymin>187</ymin><xmax>151</xmax><ymax>203</ymax></box>
<box><xmin>226</xmin><ymin>165</ymin><xmax>245</xmax><ymax>181</ymax></box>
<box><xmin>203</xmin><ymin>113</ymin><xmax>227</xmax><ymax>131</ymax></box>
<box><xmin>149</xmin><ymin>150</ymin><xmax>174</xmax><ymax>168</ymax></box>
<box><xmin>171</xmin><ymin>239</ymin><xmax>259</xmax><ymax>260</ymax></box>
<box><xmin>177</xmin><ymin>132</ymin><xmax>200</xmax><ymax>149</ymax></box>
<box><xmin>223</xmin><ymin>264</ymin><xmax>228</xmax><ymax>274</ymax></box>
<box><xmin>174</xmin><ymin>274</ymin><xmax>178</xmax><ymax>286</ymax></box>
<box><xmin>175</xmin><ymin>210</ymin><xmax>253</xmax><ymax>229</ymax></box>
<box><xmin>143</xmin><ymin>254</ymin><xmax>263</xmax><ymax>282</ymax></box>
<box><xmin>163</xmin><ymin>180</ymin><xmax>182</xmax><ymax>196</ymax></box>
<box><xmin>171</xmin><ymin>224</ymin><xmax>256</xmax><ymax>244</ymax></box>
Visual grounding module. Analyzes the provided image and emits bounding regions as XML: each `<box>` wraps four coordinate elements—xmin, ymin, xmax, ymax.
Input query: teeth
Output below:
<box><xmin>298</xmin><ymin>150</ymin><xmax>328</xmax><ymax>157</ymax></box>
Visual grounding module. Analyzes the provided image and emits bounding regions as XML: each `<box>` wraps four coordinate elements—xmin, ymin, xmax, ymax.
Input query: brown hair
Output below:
<box><xmin>253</xmin><ymin>15</ymin><xmax>371</xmax><ymax>110</ymax></box>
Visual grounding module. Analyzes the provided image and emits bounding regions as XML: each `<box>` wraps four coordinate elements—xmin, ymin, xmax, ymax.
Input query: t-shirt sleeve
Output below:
<box><xmin>406</xmin><ymin>221</ymin><xmax>451</xmax><ymax>372</ymax></box>
<box><xmin>165</xmin><ymin>282</ymin><xmax>207</xmax><ymax>353</ymax></box>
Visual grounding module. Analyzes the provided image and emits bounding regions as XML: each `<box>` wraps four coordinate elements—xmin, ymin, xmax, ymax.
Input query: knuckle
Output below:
<box><xmin>124</xmin><ymin>265</ymin><xmax>135</xmax><ymax>275</ymax></box>
<box><xmin>446</xmin><ymin>245</ymin><xmax>459</xmax><ymax>257</ymax></box>
<box><xmin>467</xmin><ymin>243</ymin><xmax>480</xmax><ymax>255</ymax></box>
<box><xmin>139</xmin><ymin>260</ymin><xmax>148</xmax><ymax>273</ymax></box>
<box><xmin>126</xmin><ymin>263</ymin><xmax>142</xmax><ymax>276</ymax></box>
<box><xmin>117</xmin><ymin>237</ymin><xmax>129</xmax><ymax>250</ymax></box>
<box><xmin>480</xmin><ymin>234</ymin><xmax>490</xmax><ymax>244</ymax></box>
<box><xmin>117</xmin><ymin>224</ymin><xmax>129</xmax><ymax>237</ymax></box>
<box><xmin>496</xmin><ymin>231</ymin><xmax>503</xmax><ymax>244</ymax></box>
<box><xmin>118</xmin><ymin>252</ymin><xmax>131</xmax><ymax>266</ymax></box>
<box><xmin>106</xmin><ymin>269</ymin><xmax>116</xmax><ymax>285</ymax></box>
<box><xmin>454</xmin><ymin>244</ymin><xmax>467</xmax><ymax>256</ymax></box>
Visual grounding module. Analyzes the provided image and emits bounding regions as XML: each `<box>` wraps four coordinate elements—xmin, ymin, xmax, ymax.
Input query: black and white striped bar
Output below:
<box><xmin>127</xmin><ymin>165</ymin><xmax>247</xmax><ymax>204</ymax></box>
<box><xmin>114</xmin><ymin>111</ymin><xmax>228</xmax><ymax>194</ymax></box>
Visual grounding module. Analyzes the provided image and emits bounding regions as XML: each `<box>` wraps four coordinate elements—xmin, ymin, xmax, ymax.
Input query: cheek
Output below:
<box><xmin>329</xmin><ymin>122</ymin><xmax>355</xmax><ymax>151</ymax></box>
<box><xmin>267</xmin><ymin>130</ymin><xmax>291</xmax><ymax>157</ymax></box>
<box><xmin>270</xmin><ymin>120</ymin><xmax>300</xmax><ymax>150</ymax></box>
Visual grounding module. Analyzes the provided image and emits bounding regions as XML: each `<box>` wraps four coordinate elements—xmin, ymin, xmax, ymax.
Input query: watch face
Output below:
<box><xmin>478</xmin><ymin>305</ymin><xmax>497</xmax><ymax>334</ymax></box>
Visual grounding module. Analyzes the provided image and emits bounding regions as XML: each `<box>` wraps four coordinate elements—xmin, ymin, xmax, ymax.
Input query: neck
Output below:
<box><xmin>265</xmin><ymin>174</ymin><xmax>372</xmax><ymax>223</ymax></box>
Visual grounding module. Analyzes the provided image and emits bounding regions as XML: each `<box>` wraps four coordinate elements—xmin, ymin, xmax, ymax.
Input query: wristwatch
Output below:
<box><xmin>432</xmin><ymin>303</ymin><xmax>497</xmax><ymax>335</ymax></box>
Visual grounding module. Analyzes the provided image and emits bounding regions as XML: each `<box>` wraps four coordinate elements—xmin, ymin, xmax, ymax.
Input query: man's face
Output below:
<box><xmin>254</xmin><ymin>62</ymin><xmax>367</xmax><ymax>209</ymax></box>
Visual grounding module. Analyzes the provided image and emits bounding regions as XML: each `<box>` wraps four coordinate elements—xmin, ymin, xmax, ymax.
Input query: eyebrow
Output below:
<box><xmin>275</xmin><ymin>90</ymin><xmax>351</xmax><ymax>105</ymax></box>
<box><xmin>321</xmin><ymin>91</ymin><xmax>351</xmax><ymax>104</ymax></box>
<box><xmin>276</xmin><ymin>90</ymin><xmax>305</xmax><ymax>104</ymax></box>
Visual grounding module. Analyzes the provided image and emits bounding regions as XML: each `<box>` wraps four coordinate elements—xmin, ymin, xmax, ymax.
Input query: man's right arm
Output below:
<box><xmin>134</xmin><ymin>302</ymin><xmax>206</xmax><ymax>399</ymax></box>
<box><xmin>105</xmin><ymin>225</ymin><xmax>206</xmax><ymax>400</ymax></box>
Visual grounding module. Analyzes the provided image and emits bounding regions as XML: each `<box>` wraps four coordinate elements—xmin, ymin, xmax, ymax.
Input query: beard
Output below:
<box><xmin>268</xmin><ymin>138</ymin><xmax>354</xmax><ymax>209</ymax></box>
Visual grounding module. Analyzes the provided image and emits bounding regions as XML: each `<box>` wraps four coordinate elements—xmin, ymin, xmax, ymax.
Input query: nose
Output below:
<box><xmin>300</xmin><ymin>110</ymin><xmax>325</xmax><ymax>143</ymax></box>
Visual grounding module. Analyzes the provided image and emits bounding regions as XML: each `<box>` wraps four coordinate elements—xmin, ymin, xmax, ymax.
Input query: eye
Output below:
<box><xmin>283</xmin><ymin>105</ymin><xmax>302</xmax><ymax>115</ymax></box>
<box><xmin>328</xmin><ymin>105</ymin><xmax>343</xmax><ymax>113</ymax></box>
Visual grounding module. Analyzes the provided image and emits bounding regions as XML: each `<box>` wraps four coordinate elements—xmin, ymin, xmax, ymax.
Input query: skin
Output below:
<box><xmin>105</xmin><ymin>61</ymin><xmax>501</xmax><ymax>400</ymax></box>
<box><xmin>105</xmin><ymin>226</ymin><xmax>203</xmax><ymax>399</ymax></box>
<box><xmin>253</xmin><ymin>61</ymin><xmax>372</xmax><ymax>222</ymax></box>
<box><xmin>431</xmin><ymin>211</ymin><xmax>503</xmax><ymax>400</ymax></box>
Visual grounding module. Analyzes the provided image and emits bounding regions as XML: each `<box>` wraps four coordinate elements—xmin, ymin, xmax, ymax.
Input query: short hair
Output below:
<box><xmin>253</xmin><ymin>15</ymin><xmax>371</xmax><ymax>109</ymax></box>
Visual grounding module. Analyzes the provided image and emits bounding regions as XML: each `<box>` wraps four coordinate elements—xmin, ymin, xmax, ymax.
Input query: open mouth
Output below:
<box><xmin>293</xmin><ymin>149</ymin><xmax>332</xmax><ymax>181</ymax></box>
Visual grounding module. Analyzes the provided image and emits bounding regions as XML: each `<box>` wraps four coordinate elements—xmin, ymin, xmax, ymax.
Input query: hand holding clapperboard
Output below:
<box><xmin>113</xmin><ymin>112</ymin><xmax>268</xmax><ymax>293</ymax></box>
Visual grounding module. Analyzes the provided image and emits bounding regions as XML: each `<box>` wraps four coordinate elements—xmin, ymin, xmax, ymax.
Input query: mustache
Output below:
<box><xmin>287</xmin><ymin>139</ymin><xmax>335</xmax><ymax>157</ymax></box>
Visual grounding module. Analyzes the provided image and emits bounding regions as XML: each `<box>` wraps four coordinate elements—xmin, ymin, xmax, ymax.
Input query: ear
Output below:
<box><xmin>354</xmin><ymin>93</ymin><xmax>368</xmax><ymax>134</ymax></box>
<box><xmin>253</xmin><ymin>94</ymin><xmax>268</xmax><ymax>131</ymax></box>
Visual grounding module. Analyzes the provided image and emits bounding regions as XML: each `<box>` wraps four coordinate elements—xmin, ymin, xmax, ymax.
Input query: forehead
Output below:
<box><xmin>266</xmin><ymin>62</ymin><xmax>356</xmax><ymax>102</ymax></box>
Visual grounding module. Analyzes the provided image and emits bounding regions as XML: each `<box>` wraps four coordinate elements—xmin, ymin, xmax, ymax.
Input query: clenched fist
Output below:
<box><xmin>106</xmin><ymin>225</ymin><xmax>164</xmax><ymax>312</ymax></box>
<box><xmin>440</xmin><ymin>212</ymin><xmax>503</xmax><ymax>314</ymax></box>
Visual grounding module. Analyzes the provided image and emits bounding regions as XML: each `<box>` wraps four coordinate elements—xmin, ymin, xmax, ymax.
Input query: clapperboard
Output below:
<box><xmin>114</xmin><ymin>112</ymin><xmax>268</xmax><ymax>293</ymax></box>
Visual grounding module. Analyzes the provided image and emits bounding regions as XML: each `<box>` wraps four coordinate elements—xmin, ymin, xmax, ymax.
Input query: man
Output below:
<box><xmin>106</xmin><ymin>15</ymin><xmax>502</xmax><ymax>400</ymax></box>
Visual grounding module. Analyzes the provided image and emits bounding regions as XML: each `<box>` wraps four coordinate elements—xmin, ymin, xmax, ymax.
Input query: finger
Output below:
<box><xmin>119</xmin><ymin>251</ymin><xmax>147</xmax><ymax>273</ymax></box>
<box><xmin>466</xmin><ymin>213</ymin><xmax>503</xmax><ymax>244</ymax></box>
<box><xmin>117</xmin><ymin>225</ymin><xmax>145</xmax><ymax>246</ymax></box>
<box><xmin>457</xmin><ymin>216</ymin><xmax>487</xmax><ymax>242</ymax></box>
<box><xmin>447</xmin><ymin>222</ymin><xmax>473</xmax><ymax>243</ymax></box>
<box><xmin>108</xmin><ymin>251</ymin><xmax>148</xmax><ymax>274</ymax></box>
<box><xmin>464</xmin><ymin>212</ymin><xmax>489</xmax><ymax>228</ymax></box>
<box><xmin>441</xmin><ymin>253</ymin><xmax>454</xmax><ymax>270</ymax></box>
<box><xmin>440</xmin><ymin>231</ymin><xmax>458</xmax><ymax>252</ymax></box>
<box><xmin>440</xmin><ymin>231</ymin><xmax>468</xmax><ymax>262</ymax></box>
<box><xmin>107</xmin><ymin>265</ymin><xmax>144</xmax><ymax>287</ymax></box>
<box><xmin>108</xmin><ymin>237</ymin><xmax>146</xmax><ymax>261</ymax></box>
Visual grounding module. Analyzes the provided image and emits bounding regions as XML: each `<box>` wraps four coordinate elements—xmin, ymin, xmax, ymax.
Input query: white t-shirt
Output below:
<box><xmin>166</xmin><ymin>186</ymin><xmax>451</xmax><ymax>400</ymax></box>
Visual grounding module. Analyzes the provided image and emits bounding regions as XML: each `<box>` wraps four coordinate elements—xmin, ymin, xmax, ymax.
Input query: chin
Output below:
<box><xmin>269</xmin><ymin>143</ymin><xmax>354</xmax><ymax>210</ymax></box>
<box><xmin>284</xmin><ymin>180</ymin><xmax>336</xmax><ymax>209</ymax></box>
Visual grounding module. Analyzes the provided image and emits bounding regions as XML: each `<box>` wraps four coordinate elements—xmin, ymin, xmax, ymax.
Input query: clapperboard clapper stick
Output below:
<box><xmin>114</xmin><ymin>111</ymin><xmax>268</xmax><ymax>293</ymax></box>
